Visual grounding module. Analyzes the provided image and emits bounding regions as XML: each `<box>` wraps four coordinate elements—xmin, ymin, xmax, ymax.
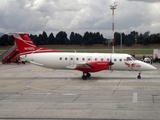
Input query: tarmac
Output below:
<box><xmin>0</xmin><ymin>62</ymin><xmax>160</xmax><ymax>120</ymax></box>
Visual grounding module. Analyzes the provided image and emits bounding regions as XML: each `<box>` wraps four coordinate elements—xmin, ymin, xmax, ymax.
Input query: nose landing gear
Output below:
<box><xmin>137</xmin><ymin>72</ymin><xmax>141</xmax><ymax>79</ymax></box>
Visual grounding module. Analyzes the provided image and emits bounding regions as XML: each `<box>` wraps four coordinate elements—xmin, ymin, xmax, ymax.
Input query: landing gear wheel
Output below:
<box><xmin>137</xmin><ymin>73</ymin><xmax>141</xmax><ymax>79</ymax></box>
<box><xmin>82</xmin><ymin>75</ymin><xmax>87</xmax><ymax>80</ymax></box>
<box><xmin>87</xmin><ymin>73</ymin><xmax>91</xmax><ymax>78</ymax></box>
<box><xmin>81</xmin><ymin>73</ymin><xmax>91</xmax><ymax>80</ymax></box>
<box><xmin>137</xmin><ymin>75</ymin><xmax>141</xmax><ymax>79</ymax></box>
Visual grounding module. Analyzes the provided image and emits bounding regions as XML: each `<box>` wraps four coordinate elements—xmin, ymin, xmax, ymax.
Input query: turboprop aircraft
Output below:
<box><xmin>10</xmin><ymin>33</ymin><xmax>156</xmax><ymax>80</ymax></box>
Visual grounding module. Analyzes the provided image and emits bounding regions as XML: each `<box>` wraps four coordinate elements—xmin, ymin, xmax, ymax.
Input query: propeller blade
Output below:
<box><xmin>109</xmin><ymin>61</ymin><xmax>114</xmax><ymax>70</ymax></box>
<box><xmin>110</xmin><ymin>61</ymin><xmax>114</xmax><ymax>65</ymax></box>
<box><xmin>110</xmin><ymin>54</ymin><xmax>112</xmax><ymax>70</ymax></box>
<box><xmin>109</xmin><ymin>54</ymin><xmax>114</xmax><ymax>70</ymax></box>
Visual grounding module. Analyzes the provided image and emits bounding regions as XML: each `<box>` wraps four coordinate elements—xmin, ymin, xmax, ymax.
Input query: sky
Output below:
<box><xmin>0</xmin><ymin>0</ymin><xmax>160</xmax><ymax>38</ymax></box>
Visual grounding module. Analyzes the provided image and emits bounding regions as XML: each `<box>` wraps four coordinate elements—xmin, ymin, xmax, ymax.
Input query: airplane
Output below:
<box><xmin>9</xmin><ymin>33</ymin><xmax>156</xmax><ymax>80</ymax></box>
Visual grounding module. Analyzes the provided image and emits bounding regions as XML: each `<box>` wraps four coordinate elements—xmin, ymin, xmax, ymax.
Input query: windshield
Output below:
<box><xmin>127</xmin><ymin>57</ymin><xmax>132</xmax><ymax>61</ymax></box>
<box><xmin>125</xmin><ymin>57</ymin><xmax>136</xmax><ymax>61</ymax></box>
<box><xmin>131</xmin><ymin>56</ymin><xmax>136</xmax><ymax>60</ymax></box>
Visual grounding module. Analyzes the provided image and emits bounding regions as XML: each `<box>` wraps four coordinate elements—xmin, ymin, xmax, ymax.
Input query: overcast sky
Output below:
<box><xmin>0</xmin><ymin>0</ymin><xmax>160</xmax><ymax>38</ymax></box>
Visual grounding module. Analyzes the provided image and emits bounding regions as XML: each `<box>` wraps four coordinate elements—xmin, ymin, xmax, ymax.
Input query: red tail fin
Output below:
<box><xmin>10</xmin><ymin>33</ymin><xmax>59</xmax><ymax>55</ymax></box>
<box><xmin>12</xmin><ymin>33</ymin><xmax>37</xmax><ymax>54</ymax></box>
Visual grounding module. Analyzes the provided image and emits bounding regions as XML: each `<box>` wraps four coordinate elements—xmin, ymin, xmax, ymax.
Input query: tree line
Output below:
<box><xmin>0</xmin><ymin>31</ymin><xmax>160</xmax><ymax>46</ymax></box>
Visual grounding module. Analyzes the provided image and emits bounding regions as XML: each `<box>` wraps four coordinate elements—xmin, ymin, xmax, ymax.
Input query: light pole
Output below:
<box><xmin>110</xmin><ymin>3</ymin><xmax>117</xmax><ymax>53</ymax></box>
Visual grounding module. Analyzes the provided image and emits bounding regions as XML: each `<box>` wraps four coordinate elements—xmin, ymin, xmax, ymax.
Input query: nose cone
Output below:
<box><xmin>140</xmin><ymin>61</ymin><xmax>157</xmax><ymax>71</ymax></box>
<box><xmin>147</xmin><ymin>64</ymin><xmax>157</xmax><ymax>70</ymax></box>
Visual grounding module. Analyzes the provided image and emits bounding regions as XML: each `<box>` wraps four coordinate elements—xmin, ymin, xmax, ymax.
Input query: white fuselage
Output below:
<box><xmin>20</xmin><ymin>52</ymin><xmax>156</xmax><ymax>71</ymax></box>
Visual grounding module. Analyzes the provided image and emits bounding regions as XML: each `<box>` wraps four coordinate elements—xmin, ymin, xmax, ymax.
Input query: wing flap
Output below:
<box><xmin>66</xmin><ymin>62</ymin><xmax>93</xmax><ymax>70</ymax></box>
<box><xmin>76</xmin><ymin>62</ymin><xmax>93</xmax><ymax>69</ymax></box>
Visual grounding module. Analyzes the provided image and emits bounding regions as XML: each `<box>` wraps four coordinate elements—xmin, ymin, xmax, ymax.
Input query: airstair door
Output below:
<box><xmin>2</xmin><ymin>45</ymin><xmax>19</xmax><ymax>64</ymax></box>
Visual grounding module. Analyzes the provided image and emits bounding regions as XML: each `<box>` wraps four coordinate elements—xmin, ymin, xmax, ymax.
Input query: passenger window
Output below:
<box><xmin>107</xmin><ymin>58</ymin><xmax>110</xmax><ymax>61</ymax></box>
<box><xmin>65</xmin><ymin>57</ymin><xmax>67</xmax><ymax>60</ymax></box>
<box><xmin>119</xmin><ymin>59</ymin><xmax>122</xmax><ymax>62</ymax></box>
<box><xmin>76</xmin><ymin>58</ymin><xmax>79</xmax><ymax>61</ymax></box>
<box><xmin>70</xmin><ymin>58</ymin><xmax>73</xmax><ymax>60</ymax></box>
<box><xmin>88</xmin><ymin>58</ymin><xmax>91</xmax><ymax>61</ymax></box>
<box><xmin>101</xmin><ymin>58</ymin><xmax>104</xmax><ymax>61</ymax></box>
<box><xmin>82</xmin><ymin>58</ymin><xmax>85</xmax><ymax>61</ymax></box>
<box><xmin>60</xmin><ymin>57</ymin><xmax>62</xmax><ymax>60</ymax></box>
<box><xmin>95</xmin><ymin>58</ymin><xmax>97</xmax><ymax>61</ymax></box>
<box><xmin>114</xmin><ymin>59</ymin><xmax>117</xmax><ymax>61</ymax></box>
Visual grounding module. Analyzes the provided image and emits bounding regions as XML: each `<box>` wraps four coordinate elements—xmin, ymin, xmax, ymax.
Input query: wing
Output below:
<box><xmin>67</xmin><ymin>61</ymin><xmax>110</xmax><ymax>73</ymax></box>
<box><xmin>76</xmin><ymin>62</ymin><xmax>93</xmax><ymax>69</ymax></box>
<box><xmin>66</xmin><ymin>62</ymin><xmax>92</xmax><ymax>69</ymax></box>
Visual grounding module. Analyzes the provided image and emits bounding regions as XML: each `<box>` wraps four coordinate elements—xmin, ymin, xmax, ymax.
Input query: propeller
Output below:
<box><xmin>109</xmin><ymin>54</ymin><xmax>114</xmax><ymax>70</ymax></box>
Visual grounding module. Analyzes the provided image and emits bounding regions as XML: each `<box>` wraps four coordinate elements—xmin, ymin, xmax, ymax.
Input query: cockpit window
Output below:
<box><xmin>131</xmin><ymin>57</ymin><xmax>136</xmax><ymax>60</ymax></box>
<box><xmin>127</xmin><ymin>57</ymin><xmax>132</xmax><ymax>61</ymax></box>
<box><xmin>125</xmin><ymin>57</ymin><xmax>136</xmax><ymax>61</ymax></box>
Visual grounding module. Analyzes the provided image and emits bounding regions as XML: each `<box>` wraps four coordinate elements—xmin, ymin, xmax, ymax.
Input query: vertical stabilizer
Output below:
<box><xmin>9</xmin><ymin>33</ymin><xmax>59</xmax><ymax>54</ymax></box>
<box><xmin>12</xmin><ymin>33</ymin><xmax>37</xmax><ymax>55</ymax></box>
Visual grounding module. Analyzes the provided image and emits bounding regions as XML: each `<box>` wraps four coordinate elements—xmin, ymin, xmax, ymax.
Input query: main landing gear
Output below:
<box><xmin>82</xmin><ymin>72</ymin><xmax>91</xmax><ymax>80</ymax></box>
<box><xmin>137</xmin><ymin>72</ymin><xmax>141</xmax><ymax>79</ymax></box>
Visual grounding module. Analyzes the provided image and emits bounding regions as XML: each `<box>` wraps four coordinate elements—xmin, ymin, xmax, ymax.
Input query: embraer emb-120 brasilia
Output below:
<box><xmin>10</xmin><ymin>33</ymin><xmax>156</xmax><ymax>80</ymax></box>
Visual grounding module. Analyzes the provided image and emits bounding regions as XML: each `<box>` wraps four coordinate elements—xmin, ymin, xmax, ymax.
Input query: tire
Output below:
<box><xmin>82</xmin><ymin>76</ymin><xmax>87</xmax><ymax>80</ymax></box>
<box><xmin>137</xmin><ymin>75</ymin><xmax>141</xmax><ymax>79</ymax></box>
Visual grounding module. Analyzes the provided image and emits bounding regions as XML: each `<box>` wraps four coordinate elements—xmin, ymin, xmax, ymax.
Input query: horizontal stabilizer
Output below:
<box><xmin>30</xmin><ymin>61</ymin><xmax>43</xmax><ymax>66</ymax></box>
